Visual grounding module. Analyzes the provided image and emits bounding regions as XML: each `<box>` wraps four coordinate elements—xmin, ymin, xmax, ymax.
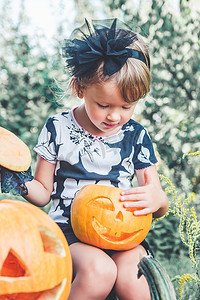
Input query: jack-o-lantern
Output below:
<box><xmin>0</xmin><ymin>127</ymin><xmax>31</xmax><ymax>171</ymax></box>
<box><xmin>0</xmin><ymin>200</ymin><xmax>72</xmax><ymax>299</ymax></box>
<box><xmin>71</xmin><ymin>184</ymin><xmax>152</xmax><ymax>250</ymax></box>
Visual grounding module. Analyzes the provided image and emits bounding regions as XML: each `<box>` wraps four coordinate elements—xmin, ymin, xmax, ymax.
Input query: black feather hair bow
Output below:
<box><xmin>62</xmin><ymin>18</ymin><xmax>149</xmax><ymax>79</ymax></box>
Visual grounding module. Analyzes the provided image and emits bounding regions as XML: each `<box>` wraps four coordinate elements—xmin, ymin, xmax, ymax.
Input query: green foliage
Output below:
<box><xmin>162</xmin><ymin>254</ymin><xmax>199</xmax><ymax>300</ymax></box>
<box><xmin>0</xmin><ymin>1</ymin><xmax>67</xmax><ymax>159</ymax></box>
<box><xmin>154</xmin><ymin>152</ymin><xmax>200</xmax><ymax>299</ymax></box>
<box><xmin>147</xmin><ymin>213</ymin><xmax>187</xmax><ymax>259</ymax></box>
<box><xmin>136</xmin><ymin>0</ymin><xmax>200</xmax><ymax>192</ymax></box>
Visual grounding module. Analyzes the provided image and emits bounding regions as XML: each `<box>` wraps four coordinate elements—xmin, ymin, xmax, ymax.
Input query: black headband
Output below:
<box><xmin>62</xmin><ymin>18</ymin><xmax>150</xmax><ymax>79</ymax></box>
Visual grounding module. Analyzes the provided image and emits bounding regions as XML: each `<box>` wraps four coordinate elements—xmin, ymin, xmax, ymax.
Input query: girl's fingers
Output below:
<box><xmin>123</xmin><ymin>200</ymin><xmax>147</xmax><ymax>208</ymax></box>
<box><xmin>123</xmin><ymin>199</ymin><xmax>155</xmax><ymax>215</ymax></box>
<box><xmin>133</xmin><ymin>208</ymin><xmax>151</xmax><ymax>216</ymax></box>
<box><xmin>120</xmin><ymin>193</ymin><xmax>145</xmax><ymax>201</ymax></box>
<box><xmin>121</xmin><ymin>186</ymin><xmax>146</xmax><ymax>195</ymax></box>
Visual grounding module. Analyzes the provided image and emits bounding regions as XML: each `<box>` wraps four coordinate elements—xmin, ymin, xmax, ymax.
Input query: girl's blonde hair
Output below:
<box><xmin>70</xmin><ymin>33</ymin><xmax>150</xmax><ymax>103</ymax></box>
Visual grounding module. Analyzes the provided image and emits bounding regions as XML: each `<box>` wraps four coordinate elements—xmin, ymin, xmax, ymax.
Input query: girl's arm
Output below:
<box><xmin>120</xmin><ymin>165</ymin><xmax>168</xmax><ymax>218</ymax></box>
<box><xmin>25</xmin><ymin>155</ymin><xmax>55</xmax><ymax>207</ymax></box>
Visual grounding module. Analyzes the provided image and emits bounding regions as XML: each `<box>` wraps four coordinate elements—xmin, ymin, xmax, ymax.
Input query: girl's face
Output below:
<box><xmin>79</xmin><ymin>80</ymin><xmax>137</xmax><ymax>136</ymax></box>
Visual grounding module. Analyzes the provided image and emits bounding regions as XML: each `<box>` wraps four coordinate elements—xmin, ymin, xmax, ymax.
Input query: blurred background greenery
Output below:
<box><xmin>0</xmin><ymin>0</ymin><xmax>199</xmax><ymax>298</ymax></box>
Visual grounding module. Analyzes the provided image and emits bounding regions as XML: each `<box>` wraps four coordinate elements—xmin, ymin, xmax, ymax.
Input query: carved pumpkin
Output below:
<box><xmin>0</xmin><ymin>200</ymin><xmax>72</xmax><ymax>299</ymax></box>
<box><xmin>71</xmin><ymin>184</ymin><xmax>152</xmax><ymax>250</ymax></box>
<box><xmin>0</xmin><ymin>127</ymin><xmax>31</xmax><ymax>171</ymax></box>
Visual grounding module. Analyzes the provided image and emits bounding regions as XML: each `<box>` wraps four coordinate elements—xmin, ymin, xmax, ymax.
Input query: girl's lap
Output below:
<box><xmin>69</xmin><ymin>240</ymin><xmax>149</xmax><ymax>277</ymax></box>
<box><xmin>69</xmin><ymin>242</ymin><xmax>117</xmax><ymax>274</ymax></box>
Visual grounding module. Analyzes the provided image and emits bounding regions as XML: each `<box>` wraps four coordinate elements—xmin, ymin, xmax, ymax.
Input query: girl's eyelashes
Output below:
<box><xmin>97</xmin><ymin>103</ymin><xmax>109</xmax><ymax>109</ymax></box>
<box><xmin>97</xmin><ymin>103</ymin><xmax>131</xmax><ymax>110</ymax></box>
<box><xmin>122</xmin><ymin>106</ymin><xmax>131</xmax><ymax>110</ymax></box>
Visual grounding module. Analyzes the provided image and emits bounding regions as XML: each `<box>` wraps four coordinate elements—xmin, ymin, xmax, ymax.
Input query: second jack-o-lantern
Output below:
<box><xmin>0</xmin><ymin>127</ymin><xmax>31</xmax><ymax>172</ymax></box>
<box><xmin>71</xmin><ymin>184</ymin><xmax>152</xmax><ymax>250</ymax></box>
<box><xmin>0</xmin><ymin>200</ymin><xmax>72</xmax><ymax>299</ymax></box>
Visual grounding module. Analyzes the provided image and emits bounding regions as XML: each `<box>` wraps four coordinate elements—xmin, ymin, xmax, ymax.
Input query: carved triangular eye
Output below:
<box><xmin>88</xmin><ymin>197</ymin><xmax>115</xmax><ymax>211</ymax></box>
<box><xmin>115</xmin><ymin>211</ymin><xmax>123</xmax><ymax>221</ymax></box>
<box><xmin>0</xmin><ymin>250</ymin><xmax>27</xmax><ymax>277</ymax></box>
<box><xmin>39</xmin><ymin>227</ymin><xmax>66</xmax><ymax>257</ymax></box>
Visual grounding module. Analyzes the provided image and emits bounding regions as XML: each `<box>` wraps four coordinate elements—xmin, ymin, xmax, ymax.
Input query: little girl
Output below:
<box><xmin>24</xmin><ymin>19</ymin><xmax>168</xmax><ymax>299</ymax></box>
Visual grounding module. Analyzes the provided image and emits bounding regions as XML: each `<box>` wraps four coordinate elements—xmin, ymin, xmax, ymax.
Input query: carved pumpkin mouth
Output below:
<box><xmin>92</xmin><ymin>217</ymin><xmax>143</xmax><ymax>243</ymax></box>
<box><xmin>0</xmin><ymin>279</ymin><xmax>67</xmax><ymax>300</ymax></box>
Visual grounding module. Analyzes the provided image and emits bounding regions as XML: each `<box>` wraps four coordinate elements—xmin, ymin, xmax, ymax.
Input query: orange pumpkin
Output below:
<box><xmin>0</xmin><ymin>127</ymin><xmax>31</xmax><ymax>171</ymax></box>
<box><xmin>71</xmin><ymin>184</ymin><xmax>152</xmax><ymax>251</ymax></box>
<box><xmin>0</xmin><ymin>200</ymin><xmax>72</xmax><ymax>299</ymax></box>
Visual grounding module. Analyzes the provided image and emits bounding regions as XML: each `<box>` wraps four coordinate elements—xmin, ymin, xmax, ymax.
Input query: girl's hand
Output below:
<box><xmin>120</xmin><ymin>166</ymin><xmax>168</xmax><ymax>218</ymax></box>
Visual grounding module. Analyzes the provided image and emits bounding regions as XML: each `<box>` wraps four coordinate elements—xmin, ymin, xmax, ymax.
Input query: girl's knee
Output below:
<box><xmin>74</xmin><ymin>254</ymin><xmax>117</xmax><ymax>298</ymax></box>
<box><xmin>71</xmin><ymin>243</ymin><xmax>117</xmax><ymax>283</ymax></box>
<box><xmin>113</xmin><ymin>246</ymin><xmax>151</xmax><ymax>300</ymax></box>
<box><xmin>115</xmin><ymin>268</ymin><xmax>150</xmax><ymax>300</ymax></box>
<box><xmin>86</xmin><ymin>256</ymin><xmax>117</xmax><ymax>285</ymax></box>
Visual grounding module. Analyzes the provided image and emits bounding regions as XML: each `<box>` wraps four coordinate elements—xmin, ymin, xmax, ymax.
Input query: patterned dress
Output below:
<box><xmin>34</xmin><ymin>108</ymin><xmax>157</xmax><ymax>228</ymax></box>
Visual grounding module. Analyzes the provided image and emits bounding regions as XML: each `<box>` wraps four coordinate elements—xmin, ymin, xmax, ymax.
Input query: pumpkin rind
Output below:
<box><xmin>0</xmin><ymin>200</ymin><xmax>72</xmax><ymax>299</ymax></box>
<box><xmin>0</xmin><ymin>127</ymin><xmax>31</xmax><ymax>171</ymax></box>
<box><xmin>71</xmin><ymin>184</ymin><xmax>152</xmax><ymax>251</ymax></box>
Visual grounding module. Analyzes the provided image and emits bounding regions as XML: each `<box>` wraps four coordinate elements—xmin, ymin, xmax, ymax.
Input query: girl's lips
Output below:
<box><xmin>103</xmin><ymin>122</ymin><xmax>118</xmax><ymax>128</ymax></box>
